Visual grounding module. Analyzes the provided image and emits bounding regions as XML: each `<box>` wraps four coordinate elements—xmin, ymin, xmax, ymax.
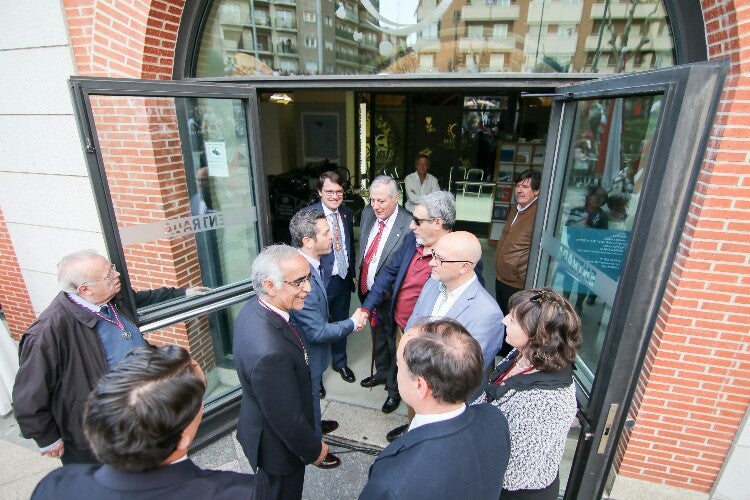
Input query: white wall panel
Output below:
<box><xmin>0</xmin><ymin>46</ymin><xmax>76</xmax><ymax>115</ymax></box>
<box><xmin>0</xmin><ymin>0</ymin><xmax>68</xmax><ymax>50</ymax></box>
<box><xmin>0</xmin><ymin>172</ymin><xmax>100</xmax><ymax>231</ymax></box>
<box><xmin>0</xmin><ymin>115</ymin><xmax>86</xmax><ymax>176</ymax></box>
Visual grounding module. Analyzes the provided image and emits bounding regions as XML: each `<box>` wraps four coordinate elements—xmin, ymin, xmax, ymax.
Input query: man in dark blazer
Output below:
<box><xmin>288</xmin><ymin>209</ymin><xmax>367</xmax><ymax>468</ymax></box>
<box><xmin>234</xmin><ymin>244</ymin><xmax>330</xmax><ymax>499</ymax></box>
<box><xmin>359</xmin><ymin>319</ymin><xmax>510</xmax><ymax>500</ymax></box>
<box><xmin>31</xmin><ymin>344</ymin><xmax>269</xmax><ymax>500</ymax></box>
<box><xmin>307</xmin><ymin>171</ymin><xmax>357</xmax><ymax>387</ymax></box>
<box><xmin>357</xmin><ymin>176</ymin><xmax>412</xmax><ymax>412</ymax></box>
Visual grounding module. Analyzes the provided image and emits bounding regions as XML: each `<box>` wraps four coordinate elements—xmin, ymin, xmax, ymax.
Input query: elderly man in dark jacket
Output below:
<box><xmin>13</xmin><ymin>249</ymin><xmax>195</xmax><ymax>464</ymax></box>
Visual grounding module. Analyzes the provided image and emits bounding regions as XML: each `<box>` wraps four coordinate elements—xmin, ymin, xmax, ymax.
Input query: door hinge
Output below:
<box><xmin>85</xmin><ymin>137</ymin><xmax>95</xmax><ymax>153</ymax></box>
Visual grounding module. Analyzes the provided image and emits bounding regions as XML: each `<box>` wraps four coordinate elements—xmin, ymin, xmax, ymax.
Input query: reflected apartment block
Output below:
<box><xmin>207</xmin><ymin>0</ymin><xmax>405</xmax><ymax>76</ymax></box>
<box><xmin>415</xmin><ymin>0</ymin><xmax>673</xmax><ymax>74</ymax></box>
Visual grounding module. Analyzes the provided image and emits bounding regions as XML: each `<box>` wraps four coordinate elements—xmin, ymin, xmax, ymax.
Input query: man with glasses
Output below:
<box><xmin>381</xmin><ymin>231</ymin><xmax>504</xmax><ymax>442</ymax></box>
<box><xmin>288</xmin><ymin>209</ymin><xmax>367</xmax><ymax>469</ymax></box>
<box><xmin>360</xmin><ymin>191</ymin><xmax>484</xmax><ymax>416</ymax></box>
<box><xmin>13</xmin><ymin>249</ymin><xmax>195</xmax><ymax>465</ymax></box>
<box><xmin>307</xmin><ymin>171</ymin><xmax>357</xmax><ymax>390</ymax></box>
<box><xmin>233</xmin><ymin>244</ymin><xmax>331</xmax><ymax>499</ymax></box>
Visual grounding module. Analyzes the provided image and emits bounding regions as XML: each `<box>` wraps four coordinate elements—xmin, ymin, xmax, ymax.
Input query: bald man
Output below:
<box><xmin>406</xmin><ymin>231</ymin><xmax>504</xmax><ymax>373</ymax></box>
<box><xmin>383</xmin><ymin>232</ymin><xmax>505</xmax><ymax>442</ymax></box>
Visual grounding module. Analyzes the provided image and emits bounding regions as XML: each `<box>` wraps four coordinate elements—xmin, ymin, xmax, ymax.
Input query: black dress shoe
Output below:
<box><xmin>333</xmin><ymin>366</ymin><xmax>356</xmax><ymax>383</ymax></box>
<box><xmin>321</xmin><ymin>420</ymin><xmax>339</xmax><ymax>435</ymax></box>
<box><xmin>360</xmin><ymin>375</ymin><xmax>386</xmax><ymax>388</ymax></box>
<box><xmin>319</xmin><ymin>383</ymin><xmax>326</xmax><ymax>399</ymax></box>
<box><xmin>382</xmin><ymin>395</ymin><xmax>401</xmax><ymax>414</ymax></box>
<box><xmin>386</xmin><ymin>423</ymin><xmax>409</xmax><ymax>443</ymax></box>
<box><xmin>316</xmin><ymin>452</ymin><xmax>341</xmax><ymax>469</ymax></box>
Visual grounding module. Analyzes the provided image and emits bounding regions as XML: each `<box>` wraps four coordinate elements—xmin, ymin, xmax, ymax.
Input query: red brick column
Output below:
<box><xmin>617</xmin><ymin>1</ymin><xmax>750</xmax><ymax>492</ymax></box>
<box><xmin>0</xmin><ymin>209</ymin><xmax>36</xmax><ymax>341</ymax></box>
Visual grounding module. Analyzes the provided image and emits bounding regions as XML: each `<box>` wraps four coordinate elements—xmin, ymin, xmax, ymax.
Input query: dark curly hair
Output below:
<box><xmin>508</xmin><ymin>287</ymin><xmax>581</xmax><ymax>371</ymax></box>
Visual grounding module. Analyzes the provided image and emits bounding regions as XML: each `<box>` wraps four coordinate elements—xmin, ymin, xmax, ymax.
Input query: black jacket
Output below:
<box><xmin>13</xmin><ymin>288</ymin><xmax>183</xmax><ymax>449</ymax></box>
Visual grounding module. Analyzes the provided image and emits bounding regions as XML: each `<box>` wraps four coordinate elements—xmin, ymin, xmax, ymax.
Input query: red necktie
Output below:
<box><xmin>360</xmin><ymin>220</ymin><xmax>386</xmax><ymax>295</ymax></box>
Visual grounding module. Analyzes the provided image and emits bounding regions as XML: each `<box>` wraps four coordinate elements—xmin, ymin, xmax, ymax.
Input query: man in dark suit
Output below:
<box><xmin>31</xmin><ymin>344</ymin><xmax>268</xmax><ymax>500</ymax></box>
<box><xmin>357</xmin><ymin>175</ymin><xmax>412</xmax><ymax>413</ymax></box>
<box><xmin>288</xmin><ymin>209</ymin><xmax>367</xmax><ymax>468</ymax></box>
<box><xmin>307</xmin><ymin>171</ymin><xmax>357</xmax><ymax>388</ymax></box>
<box><xmin>359</xmin><ymin>319</ymin><xmax>510</xmax><ymax>500</ymax></box>
<box><xmin>234</xmin><ymin>244</ymin><xmax>330</xmax><ymax>499</ymax></box>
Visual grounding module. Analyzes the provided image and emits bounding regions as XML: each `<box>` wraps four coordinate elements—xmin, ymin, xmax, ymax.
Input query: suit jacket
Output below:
<box><xmin>359</xmin><ymin>404</ymin><xmax>510</xmax><ymax>500</ymax></box>
<box><xmin>308</xmin><ymin>202</ymin><xmax>356</xmax><ymax>284</ymax></box>
<box><xmin>233</xmin><ymin>297</ymin><xmax>322</xmax><ymax>475</ymax></box>
<box><xmin>406</xmin><ymin>277</ymin><xmax>504</xmax><ymax>372</ymax></box>
<box><xmin>362</xmin><ymin>232</ymin><xmax>485</xmax><ymax>317</ymax></box>
<box><xmin>31</xmin><ymin>459</ymin><xmax>269</xmax><ymax>500</ymax></box>
<box><xmin>359</xmin><ymin>205</ymin><xmax>413</xmax><ymax>294</ymax></box>
<box><xmin>290</xmin><ymin>262</ymin><xmax>355</xmax><ymax>379</ymax></box>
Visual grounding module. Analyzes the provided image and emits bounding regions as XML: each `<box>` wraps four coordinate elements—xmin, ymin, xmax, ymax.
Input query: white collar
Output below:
<box><xmin>409</xmin><ymin>404</ymin><xmax>466</xmax><ymax>432</ymax></box>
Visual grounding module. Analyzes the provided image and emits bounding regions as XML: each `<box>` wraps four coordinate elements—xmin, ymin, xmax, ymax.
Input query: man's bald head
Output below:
<box><xmin>438</xmin><ymin>231</ymin><xmax>482</xmax><ymax>264</ymax></box>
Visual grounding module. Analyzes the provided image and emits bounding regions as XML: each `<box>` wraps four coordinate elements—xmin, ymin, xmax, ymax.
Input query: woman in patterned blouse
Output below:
<box><xmin>476</xmin><ymin>287</ymin><xmax>581</xmax><ymax>500</ymax></box>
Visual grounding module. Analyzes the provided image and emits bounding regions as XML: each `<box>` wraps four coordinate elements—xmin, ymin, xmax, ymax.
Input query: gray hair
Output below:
<box><xmin>419</xmin><ymin>191</ymin><xmax>456</xmax><ymax>230</ymax></box>
<box><xmin>250</xmin><ymin>244</ymin><xmax>299</xmax><ymax>295</ymax></box>
<box><xmin>58</xmin><ymin>249</ymin><xmax>103</xmax><ymax>292</ymax></box>
<box><xmin>289</xmin><ymin>209</ymin><xmax>325</xmax><ymax>248</ymax></box>
<box><xmin>370</xmin><ymin>175</ymin><xmax>400</xmax><ymax>199</ymax></box>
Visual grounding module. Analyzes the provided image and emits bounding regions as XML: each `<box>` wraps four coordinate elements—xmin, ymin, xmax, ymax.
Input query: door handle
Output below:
<box><xmin>597</xmin><ymin>403</ymin><xmax>619</xmax><ymax>454</ymax></box>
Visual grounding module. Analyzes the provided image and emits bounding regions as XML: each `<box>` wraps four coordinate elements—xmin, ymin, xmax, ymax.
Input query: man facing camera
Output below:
<box><xmin>359</xmin><ymin>319</ymin><xmax>510</xmax><ymax>500</ymax></box>
<box><xmin>234</xmin><ymin>244</ymin><xmax>330</xmax><ymax>500</ymax></box>
<box><xmin>31</xmin><ymin>344</ymin><xmax>269</xmax><ymax>499</ymax></box>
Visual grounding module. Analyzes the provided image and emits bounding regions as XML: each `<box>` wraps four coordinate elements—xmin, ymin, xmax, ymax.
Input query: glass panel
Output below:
<box><xmin>541</xmin><ymin>94</ymin><xmax>663</xmax><ymax>392</ymax></box>
<box><xmin>196</xmin><ymin>0</ymin><xmax>676</xmax><ymax>77</ymax></box>
<box><xmin>88</xmin><ymin>95</ymin><xmax>261</xmax><ymax>393</ymax></box>
<box><xmin>180</xmin><ymin>301</ymin><xmax>248</xmax><ymax>404</ymax></box>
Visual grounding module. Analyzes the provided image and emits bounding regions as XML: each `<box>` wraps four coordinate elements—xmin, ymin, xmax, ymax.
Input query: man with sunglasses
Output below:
<box><xmin>382</xmin><ymin>231</ymin><xmax>504</xmax><ymax>442</ymax></box>
<box><xmin>13</xmin><ymin>249</ymin><xmax>196</xmax><ymax>465</ymax></box>
<box><xmin>360</xmin><ymin>191</ymin><xmax>484</xmax><ymax>416</ymax></box>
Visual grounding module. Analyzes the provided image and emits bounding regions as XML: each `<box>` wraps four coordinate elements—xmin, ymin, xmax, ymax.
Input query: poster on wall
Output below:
<box><xmin>204</xmin><ymin>141</ymin><xmax>229</xmax><ymax>177</ymax></box>
<box><xmin>302</xmin><ymin>113</ymin><xmax>339</xmax><ymax>163</ymax></box>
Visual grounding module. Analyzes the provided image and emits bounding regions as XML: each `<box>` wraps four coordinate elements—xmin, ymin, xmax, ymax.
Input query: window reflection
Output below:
<box><xmin>196</xmin><ymin>0</ymin><xmax>676</xmax><ymax>77</ymax></box>
<box><xmin>544</xmin><ymin>94</ymin><xmax>662</xmax><ymax>391</ymax></box>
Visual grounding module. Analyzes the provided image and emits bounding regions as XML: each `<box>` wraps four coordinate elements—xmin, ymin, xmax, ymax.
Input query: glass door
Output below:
<box><xmin>69</xmin><ymin>79</ymin><xmax>269</xmax><ymax>442</ymax></box>
<box><xmin>528</xmin><ymin>60</ymin><xmax>727</xmax><ymax>498</ymax></box>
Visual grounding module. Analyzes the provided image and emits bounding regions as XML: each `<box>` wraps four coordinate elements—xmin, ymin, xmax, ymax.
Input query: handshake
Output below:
<box><xmin>350</xmin><ymin>308</ymin><xmax>370</xmax><ymax>331</ymax></box>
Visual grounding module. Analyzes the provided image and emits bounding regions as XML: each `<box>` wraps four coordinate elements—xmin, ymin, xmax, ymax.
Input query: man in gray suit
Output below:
<box><xmin>358</xmin><ymin>176</ymin><xmax>412</xmax><ymax>412</ymax></box>
<box><xmin>385</xmin><ymin>231</ymin><xmax>504</xmax><ymax>441</ymax></box>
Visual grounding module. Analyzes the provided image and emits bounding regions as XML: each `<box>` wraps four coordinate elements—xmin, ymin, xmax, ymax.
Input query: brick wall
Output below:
<box><xmin>0</xmin><ymin>209</ymin><xmax>36</xmax><ymax>340</ymax></box>
<box><xmin>90</xmin><ymin>94</ymin><xmax>215</xmax><ymax>369</ymax></box>
<box><xmin>617</xmin><ymin>0</ymin><xmax>750</xmax><ymax>492</ymax></box>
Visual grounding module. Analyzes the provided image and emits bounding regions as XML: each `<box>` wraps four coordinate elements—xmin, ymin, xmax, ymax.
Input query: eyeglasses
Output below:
<box><xmin>430</xmin><ymin>249</ymin><xmax>472</xmax><ymax>266</ymax></box>
<box><xmin>322</xmin><ymin>189</ymin><xmax>344</xmax><ymax>197</ymax></box>
<box><xmin>283</xmin><ymin>273</ymin><xmax>312</xmax><ymax>289</ymax></box>
<box><xmin>79</xmin><ymin>263</ymin><xmax>117</xmax><ymax>286</ymax></box>
<box><xmin>412</xmin><ymin>216</ymin><xmax>435</xmax><ymax>226</ymax></box>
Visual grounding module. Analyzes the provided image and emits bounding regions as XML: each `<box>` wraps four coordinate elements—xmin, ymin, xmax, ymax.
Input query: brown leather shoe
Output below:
<box><xmin>321</xmin><ymin>420</ymin><xmax>339</xmax><ymax>434</ymax></box>
<box><xmin>316</xmin><ymin>452</ymin><xmax>341</xmax><ymax>469</ymax></box>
